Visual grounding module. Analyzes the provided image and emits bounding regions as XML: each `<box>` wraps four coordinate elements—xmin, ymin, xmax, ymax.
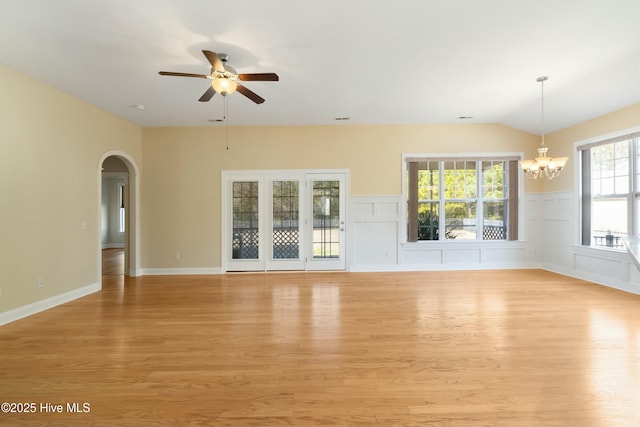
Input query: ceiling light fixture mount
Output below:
<box><xmin>520</xmin><ymin>76</ymin><xmax>568</xmax><ymax>180</ymax></box>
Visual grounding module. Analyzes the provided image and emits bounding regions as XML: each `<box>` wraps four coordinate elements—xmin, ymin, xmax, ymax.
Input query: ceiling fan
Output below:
<box><xmin>159</xmin><ymin>50</ymin><xmax>279</xmax><ymax>104</ymax></box>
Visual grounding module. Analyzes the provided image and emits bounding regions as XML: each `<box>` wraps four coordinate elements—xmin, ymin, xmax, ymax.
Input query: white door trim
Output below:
<box><xmin>221</xmin><ymin>169</ymin><xmax>349</xmax><ymax>272</ymax></box>
<box><xmin>98</xmin><ymin>150</ymin><xmax>141</xmax><ymax>279</ymax></box>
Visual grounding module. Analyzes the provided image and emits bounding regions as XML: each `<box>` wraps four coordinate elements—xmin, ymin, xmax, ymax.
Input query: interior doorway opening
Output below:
<box><xmin>99</xmin><ymin>151</ymin><xmax>140</xmax><ymax>284</ymax></box>
<box><xmin>101</xmin><ymin>156</ymin><xmax>127</xmax><ymax>276</ymax></box>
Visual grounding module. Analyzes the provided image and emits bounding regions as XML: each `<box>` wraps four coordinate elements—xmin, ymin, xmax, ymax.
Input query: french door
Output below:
<box><xmin>306</xmin><ymin>173</ymin><xmax>346</xmax><ymax>271</ymax></box>
<box><xmin>223</xmin><ymin>171</ymin><xmax>346</xmax><ymax>271</ymax></box>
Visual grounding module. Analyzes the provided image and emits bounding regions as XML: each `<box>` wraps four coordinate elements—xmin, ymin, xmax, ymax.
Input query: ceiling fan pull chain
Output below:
<box><xmin>225</xmin><ymin>95</ymin><xmax>230</xmax><ymax>151</ymax></box>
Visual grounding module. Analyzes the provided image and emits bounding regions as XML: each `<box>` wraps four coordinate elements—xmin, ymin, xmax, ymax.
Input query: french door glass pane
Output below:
<box><xmin>312</xmin><ymin>180</ymin><xmax>340</xmax><ymax>258</ymax></box>
<box><xmin>232</xmin><ymin>181</ymin><xmax>259</xmax><ymax>259</ymax></box>
<box><xmin>272</xmin><ymin>181</ymin><xmax>299</xmax><ymax>259</ymax></box>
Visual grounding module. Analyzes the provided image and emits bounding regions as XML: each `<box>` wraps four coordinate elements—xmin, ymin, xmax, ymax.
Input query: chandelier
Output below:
<box><xmin>520</xmin><ymin>76</ymin><xmax>568</xmax><ymax>180</ymax></box>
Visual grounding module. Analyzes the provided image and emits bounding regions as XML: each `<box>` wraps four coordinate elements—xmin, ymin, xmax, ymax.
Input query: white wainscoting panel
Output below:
<box><xmin>401</xmin><ymin>241</ymin><xmax>528</xmax><ymax>271</ymax></box>
<box><xmin>442</xmin><ymin>248</ymin><xmax>480</xmax><ymax>265</ymax></box>
<box><xmin>351</xmin><ymin>222</ymin><xmax>398</xmax><ymax>266</ymax></box>
<box><xmin>402</xmin><ymin>247</ymin><xmax>443</xmax><ymax>266</ymax></box>
<box><xmin>483</xmin><ymin>246</ymin><xmax>527</xmax><ymax>265</ymax></box>
<box><xmin>350</xmin><ymin>196</ymin><xmax>402</xmax><ymax>271</ymax></box>
<box><xmin>525</xmin><ymin>197</ymin><xmax>540</xmax><ymax>263</ymax></box>
<box><xmin>573</xmin><ymin>249</ymin><xmax>628</xmax><ymax>282</ymax></box>
<box><xmin>534</xmin><ymin>191</ymin><xmax>640</xmax><ymax>295</ymax></box>
<box><xmin>540</xmin><ymin>192</ymin><xmax>574</xmax><ymax>270</ymax></box>
<box><xmin>350</xmin><ymin>196</ymin><xmax>531</xmax><ymax>272</ymax></box>
<box><xmin>350</xmin><ymin>191</ymin><xmax>640</xmax><ymax>295</ymax></box>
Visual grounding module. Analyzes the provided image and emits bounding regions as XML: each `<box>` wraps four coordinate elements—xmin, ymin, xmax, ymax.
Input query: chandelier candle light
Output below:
<box><xmin>520</xmin><ymin>76</ymin><xmax>568</xmax><ymax>180</ymax></box>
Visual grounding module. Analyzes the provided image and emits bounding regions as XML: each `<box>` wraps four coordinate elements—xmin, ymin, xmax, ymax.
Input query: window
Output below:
<box><xmin>580</xmin><ymin>131</ymin><xmax>640</xmax><ymax>249</ymax></box>
<box><xmin>406</xmin><ymin>156</ymin><xmax>519</xmax><ymax>242</ymax></box>
<box><xmin>118</xmin><ymin>184</ymin><xmax>126</xmax><ymax>233</ymax></box>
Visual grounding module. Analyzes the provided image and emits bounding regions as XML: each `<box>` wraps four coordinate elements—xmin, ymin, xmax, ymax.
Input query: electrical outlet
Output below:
<box><xmin>37</xmin><ymin>278</ymin><xmax>44</xmax><ymax>289</ymax></box>
<box><xmin>0</xmin><ymin>287</ymin><xmax>3</xmax><ymax>298</ymax></box>
<box><xmin>175</xmin><ymin>253</ymin><xmax>181</xmax><ymax>260</ymax></box>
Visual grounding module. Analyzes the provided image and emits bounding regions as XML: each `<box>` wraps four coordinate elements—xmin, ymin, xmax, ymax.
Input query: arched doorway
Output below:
<box><xmin>98</xmin><ymin>151</ymin><xmax>140</xmax><ymax>283</ymax></box>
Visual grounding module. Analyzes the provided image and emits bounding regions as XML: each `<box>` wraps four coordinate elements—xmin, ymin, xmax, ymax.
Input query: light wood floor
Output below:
<box><xmin>1</xmin><ymin>261</ymin><xmax>640</xmax><ymax>426</ymax></box>
<box><xmin>102</xmin><ymin>248</ymin><xmax>124</xmax><ymax>276</ymax></box>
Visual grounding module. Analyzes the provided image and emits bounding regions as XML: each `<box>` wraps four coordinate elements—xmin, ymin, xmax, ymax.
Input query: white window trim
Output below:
<box><xmin>574</xmin><ymin>124</ymin><xmax>640</xmax><ymax>251</ymax></box>
<box><xmin>401</xmin><ymin>152</ymin><xmax>524</xmax><ymax>245</ymax></box>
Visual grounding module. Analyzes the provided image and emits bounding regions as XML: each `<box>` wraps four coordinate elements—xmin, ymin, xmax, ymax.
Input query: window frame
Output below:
<box><xmin>402</xmin><ymin>153</ymin><xmax>521</xmax><ymax>244</ymax></box>
<box><xmin>578</xmin><ymin>127</ymin><xmax>640</xmax><ymax>250</ymax></box>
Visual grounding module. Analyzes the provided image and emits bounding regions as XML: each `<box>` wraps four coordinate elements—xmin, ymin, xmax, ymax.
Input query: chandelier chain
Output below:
<box><xmin>540</xmin><ymin>77</ymin><xmax>545</xmax><ymax>146</ymax></box>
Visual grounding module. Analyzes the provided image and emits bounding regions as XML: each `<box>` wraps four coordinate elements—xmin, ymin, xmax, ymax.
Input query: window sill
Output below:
<box><xmin>571</xmin><ymin>244</ymin><xmax>629</xmax><ymax>261</ymax></box>
<box><xmin>401</xmin><ymin>240</ymin><xmax>524</xmax><ymax>250</ymax></box>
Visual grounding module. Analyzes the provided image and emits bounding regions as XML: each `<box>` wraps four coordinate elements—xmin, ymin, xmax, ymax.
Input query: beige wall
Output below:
<box><xmin>141</xmin><ymin>124</ymin><xmax>538</xmax><ymax>269</ymax></box>
<box><xmin>0</xmin><ymin>65</ymin><xmax>142</xmax><ymax>313</ymax></box>
<box><xmin>544</xmin><ymin>103</ymin><xmax>640</xmax><ymax>192</ymax></box>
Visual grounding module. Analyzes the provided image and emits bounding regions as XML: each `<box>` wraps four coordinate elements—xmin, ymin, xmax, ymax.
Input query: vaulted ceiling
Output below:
<box><xmin>2</xmin><ymin>0</ymin><xmax>640</xmax><ymax>134</ymax></box>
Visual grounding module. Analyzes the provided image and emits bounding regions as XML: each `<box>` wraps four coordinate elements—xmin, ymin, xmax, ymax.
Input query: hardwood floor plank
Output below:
<box><xmin>1</xmin><ymin>269</ymin><xmax>639</xmax><ymax>426</ymax></box>
<box><xmin>101</xmin><ymin>248</ymin><xmax>124</xmax><ymax>275</ymax></box>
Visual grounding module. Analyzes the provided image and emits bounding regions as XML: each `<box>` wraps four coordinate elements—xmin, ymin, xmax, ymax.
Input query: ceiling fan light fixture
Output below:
<box><xmin>211</xmin><ymin>77</ymin><xmax>237</xmax><ymax>95</ymax></box>
<box><xmin>159</xmin><ymin>51</ymin><xmax>277</xmax><ymax>104</ymax></box>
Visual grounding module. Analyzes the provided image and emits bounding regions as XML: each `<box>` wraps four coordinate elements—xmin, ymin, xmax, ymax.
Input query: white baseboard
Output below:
<box><xmin>543</xmin><ymin>263</ymin><xmax>640</xmax><ymax>296</ymax></box>
<box><xmin>101</xmin><ymin>244</ymin><xmax>124</xmax><ymax>249</ymax></box>
<box><xmin>0</xmin><ymin>282</ymin><xmax>100</xmax><ymax>326</ymax></box>
<box><xmin>141</xmin><ymin>267</ymin><xmax>223</xmax><ymax>276</ymax></box>
<box><xmin>128</xmin><ymin>268</ymin><xmax>142</xmax><ymax>277</ymax></box>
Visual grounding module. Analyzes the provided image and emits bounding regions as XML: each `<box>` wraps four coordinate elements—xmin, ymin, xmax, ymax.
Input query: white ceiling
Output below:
<box><xmin>2</xmin><ymin>0</ymin><xmax>640</xmax><ymax>134</ymax></box>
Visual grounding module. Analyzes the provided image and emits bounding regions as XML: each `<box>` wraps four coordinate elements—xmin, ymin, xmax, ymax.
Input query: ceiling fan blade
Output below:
<box><xmin>236</xmin><ymin>84</ymin><xmax>265</xmax><ymax>104</ymax></box>
<box><xmin>202</xmin><ymin>50</ymin><xmax>225</xmax><ymax>72</ymax></box>
<box><xmin>198</xmin><ymin>86</ymin><xmax>216</xmax><ymax>102</ymax></box>
<box><xmin>159</xmin><ymin>71</ymin><xmax>209</xmax><ymax>79</ymax></box>
<box><xmin>237</xmin><ymin>73</ymin><xmax>279</xmax><ymax>82</ymax></box>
